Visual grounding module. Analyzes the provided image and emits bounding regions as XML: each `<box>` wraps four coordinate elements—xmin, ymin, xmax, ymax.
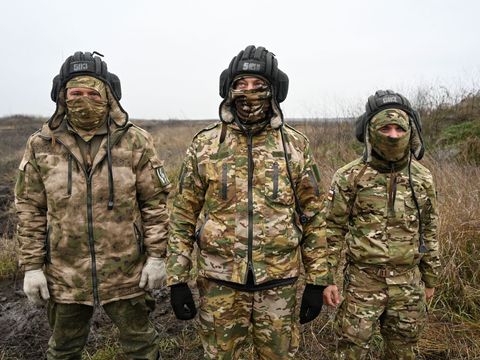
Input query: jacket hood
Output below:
<box><xmin>48</xmin><ymin>80</ymin><xmax>128</xmax><ymax>130</ymax></box>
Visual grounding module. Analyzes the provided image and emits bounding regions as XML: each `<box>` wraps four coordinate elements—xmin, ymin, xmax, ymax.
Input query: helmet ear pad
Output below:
<box><xmin>219</xmin><ymin>69</ymin><xmax>229</xmax><ymax>99</ymax></box>
<box><xmin>356</xmin><ymin>89</ymin><xmax>424</xmax><ymax>143</ymax></box>
<box><xmin>276</xmin><ymin>69</ymin><xmax>289</xmax><ymax>103</ymax></box>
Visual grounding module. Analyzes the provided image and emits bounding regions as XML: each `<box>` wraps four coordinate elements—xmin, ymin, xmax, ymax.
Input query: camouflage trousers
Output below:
<box><xmin>46</xmin><ymin>295</ymin><xmax>160</xmax><ymax>360</ymax></box>
<box><xmin>196</xmin><ymin>277</ymin><xmax>300</xmax><ymax>360</ymax></box>
<box><xmin>335</xmin><ymin>264</ymin><xmax>427</xmax><ymax>360</ymax></box>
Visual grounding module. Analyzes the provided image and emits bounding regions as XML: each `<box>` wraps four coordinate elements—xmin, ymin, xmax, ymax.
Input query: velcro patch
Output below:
<box><xmin>155</xmin><ymin>167</ymin><xmax>170</xmax><ymax>187</ymax></box>
<box><xmin>327</xmin><ymin>188</ymin><xmax>335</xmax><ymax>201</ymax></box>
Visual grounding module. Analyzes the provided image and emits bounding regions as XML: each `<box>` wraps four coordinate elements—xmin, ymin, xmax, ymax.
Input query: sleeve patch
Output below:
<box><xmin>155</xmin><ymin>166</ymin><xmax>170</xmax><ymax>187</ymax></box>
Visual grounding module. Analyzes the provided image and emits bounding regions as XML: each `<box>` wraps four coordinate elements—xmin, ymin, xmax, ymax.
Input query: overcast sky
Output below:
<box><xmin>1</xmin><ymin>0</ymin><xmax>479</xmax><ymax>120</ymax></box>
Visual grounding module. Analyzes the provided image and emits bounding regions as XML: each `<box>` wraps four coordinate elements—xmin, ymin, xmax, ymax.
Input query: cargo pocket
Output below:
<box><xmin>66</xmin><ymin>153</ymin><xmax>72</xmax><ymax>197</ymax></box>
<box><xmin>133</xmin><ymin>223</ymin><xmax>145</xmax><ymax>257</ymax></box>
<box><xmin>195</xmin><ymin>212</ymin><xmax>209</xmax><ymax>248</ymax></box>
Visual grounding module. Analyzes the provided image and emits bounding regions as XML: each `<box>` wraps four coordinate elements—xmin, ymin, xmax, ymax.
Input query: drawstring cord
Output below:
<box><xmin>107</xmin><ymin>117</ymin><xmax>114</xmax><ymax>210</ymax></box>
<box><xmin>408</xmin><ymin>153</ymin><xmax>428</xmax><ymax>253</ymax></box>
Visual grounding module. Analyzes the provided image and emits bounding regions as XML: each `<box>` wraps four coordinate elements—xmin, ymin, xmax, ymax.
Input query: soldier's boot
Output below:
<box><xmin>46</xmin><ymin>302</ymin><xmax>94</xmax><ymax>360</ymax></box>
<box><xmin>383</xmin><ymin>340</ymin><xmax>417</xmax><ymax>360</ymax></box>
<box><xmin>104</xmin><ymin>295</ymin><xmax>160</xmax><ymax>360</ymax></box>
<box><xmin>335</xmin><ymin>340</ymin><xmax>370</xmax><ymax>360</ymax></box>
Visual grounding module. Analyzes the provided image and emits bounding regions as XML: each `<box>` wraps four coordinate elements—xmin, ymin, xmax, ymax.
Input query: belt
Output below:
<box><xmin>353</xmin><ymin>263</ymin><xmax>417</xmax><ymax>278</ymax></box>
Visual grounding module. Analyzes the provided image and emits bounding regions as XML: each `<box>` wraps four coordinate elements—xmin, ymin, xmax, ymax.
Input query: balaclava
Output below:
<box><xmin>230</xmin><ymin>75</ymin><xmax>272</xmax><ymax>124</ymax></box>
<box><xmin>369</xmin><ymin>108</ymin><xmax>411</xmax><ymax>164</ymax></box>
<box><xmin>66</xmin><ymin>75</ymin><xmax>109</xmax><ymax>141</ymax></box>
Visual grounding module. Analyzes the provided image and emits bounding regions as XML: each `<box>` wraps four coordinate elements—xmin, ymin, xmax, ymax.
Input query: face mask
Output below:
<box><xmin>66</xmin><ymin>97</ymin><xmax>108</xmax><ymax>131</ymax></box>
<box><xmin>370</xmin><ymin>130</ymin><xmax>411</xmax><ymax>162</ymax></box>
<box><xmin>230</xmin><ymin>87</ymin><xmax>271</xmax><ymax>123</ymax></box>
<box><xmin>369</xmin><ymin>109</ymin><xmax>411</xmax><ymax>162</ymax></box>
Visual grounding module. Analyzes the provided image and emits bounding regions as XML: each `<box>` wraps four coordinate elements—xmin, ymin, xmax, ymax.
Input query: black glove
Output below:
<box><xmin>299</xmin><ymin>284</ymin><xmax>326</xmax><ymax>324</ymax></box>
<box><xmin>170</xmin><ymin>283</ymin><xmax>197</xmax><ymax>320</ymax></box>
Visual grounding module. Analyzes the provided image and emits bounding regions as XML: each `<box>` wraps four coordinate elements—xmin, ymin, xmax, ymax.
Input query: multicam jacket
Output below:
<box><xmin>15</xmin><ymin>88</ymin><xmax>170</xmax><ymax>305</ymax></box>
<box><xmin>326</xmin><ymin>158</ymin><xmax>440</xmax><ymax>288</ymax></box>
<box><xmin>167</xmin><ymin>121</ymin><xmax>330</xmax><ymax>287</ymax></box>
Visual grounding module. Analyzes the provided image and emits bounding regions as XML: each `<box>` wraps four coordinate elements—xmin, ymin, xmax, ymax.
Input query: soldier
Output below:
<box><xmin>166</xmin><ymin>45</ymin><xmax>330</xmax><ymax>359</ymax></box>
<box><xmin>15</xmin><ymin>51</ymin><xmax>170</xmax><ymax>360</ymax></box>
<box><xmin>323</xmin><ymin>90</ymin><xmax>440</xmax><ymax>359</ymax></box>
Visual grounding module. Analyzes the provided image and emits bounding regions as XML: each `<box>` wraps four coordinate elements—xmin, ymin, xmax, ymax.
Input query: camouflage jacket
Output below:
<box><xmin>326</xmin><ymin>158</ymin><xmax>440</xmax><ymax>288</ymax></box>
<box><xmin>167</xmin><ymin>121</ymin><xmax>330</xmax><ymax>287</ymax></box>
<box><xmin>15</xmin><ymin>94</ymin><xmax>170</xmax><ymax>305</ymax></box>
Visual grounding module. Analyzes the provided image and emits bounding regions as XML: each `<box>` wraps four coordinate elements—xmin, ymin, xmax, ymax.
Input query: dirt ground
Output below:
<box><xmin>0</xmin><ymin>277</ymin><xmax>202</xmax><ymax>359</ymax></box>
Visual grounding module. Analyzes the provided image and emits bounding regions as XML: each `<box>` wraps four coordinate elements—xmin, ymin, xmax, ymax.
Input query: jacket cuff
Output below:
<box><xmin>422</xmin><ymin>274</ymin><xmax>438</xmax><ymax>288</ymax></box>
<box><xmin>23</xmin><ymin>263</ymin><xmax>43</xmax><ymax>271</ymax></box>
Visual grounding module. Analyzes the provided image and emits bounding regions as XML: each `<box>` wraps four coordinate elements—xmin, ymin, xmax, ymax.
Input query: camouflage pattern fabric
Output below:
<box><xmin>47</xmin><ymin>295</ymin><xmax>158</xmax><ymax>359</ymax></box>
<box><xmin>326</xmin><ymin>158</ymin><xmax>439</xmax><ymax>288</ymax></box>
<box><xmin>196</xmin><ymin>277</ymin><xmax>299</xmax><ymax>360</ymax></box>
<box><xmin>66</xmin><ymin>75</ymin><xmax>107</xmax><ymax>99</ymax></box>
<box><xmin>15</xmin><ymin>103</ymin><xmax>171</xmax><ymax>305</ymax></box>
<box><xmin>230</xmin><ymin>84</ymin><xmax>271</xmax><ymax>122</ymax></box>
<box><xmin>335</xmin><ymin>265</ymin><xmax>426</xmax><ymax>359</ymax></box>
<box><xmin>369</xmin><ymin>109</ymin><xmax>411</xmax><ymax>162</ymax></box>
<box><xmin>326</xmin><ymin>156</ymin><xmax>439</xmax><ymax>358</ymax></box>
<box><xmin>167</xmin><ymin>121</ymin><xmax>330</xmax><ymax>287</ymax></box>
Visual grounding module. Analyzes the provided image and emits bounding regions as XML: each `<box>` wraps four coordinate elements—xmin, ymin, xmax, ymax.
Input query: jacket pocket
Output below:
<box><xmin>220</xmin><ymin>163</ymin><xmax>228</xmax><ymax>200</ymax></box>
<box><xmin>308</xmin><ymin>169</ymin><xmax>320</xmax><ymax>196</ymax></box>
<box><xmin>195</xmin><ymin>212</ymin><xmax>209</xmax><ymax>247</ymax></box>
<box><xmin>272</xmin><ymin>161</ymin><xmax>279</xmax><ymax>199</ymax></box>
<box><xmin>44</xmin><ymin>225</ymin><xmax>51</xmax><ymax>264</ymax></box>
<box><xmin>133</xmin><ymin>223</ymin><xmax>145</xmax><ymax>256</ymax></box>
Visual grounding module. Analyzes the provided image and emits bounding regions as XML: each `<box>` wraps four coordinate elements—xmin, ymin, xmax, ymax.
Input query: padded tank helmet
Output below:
<box><xmin>50</xmin><ymin>51</ymin><xmax>122</xmax><ymax>102</ymax></box>
<box><xmin>355</xmin><ymin>89</ymin><xmax>425</xmax><ymax>160</ymax></box>
<box><xmin>219</xmin><ymin>45</ymin><xmax>289</xmax><ymax>103</ymax></box>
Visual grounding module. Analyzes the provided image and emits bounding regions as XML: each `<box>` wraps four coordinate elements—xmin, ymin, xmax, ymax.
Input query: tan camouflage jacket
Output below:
<box><xmin>15</xmin><ymin>90</ymin><xmax>170</xmax><ymax>305</ymax></box>
<box><xmin>167</xmin><ymin>121</ymin><xmax>330</xmax><ymax>287</ymax></box>
<box><xmin>326</xmin><ymin>158</ymin><xmax>440</xmax><ymax>288</ymax></box>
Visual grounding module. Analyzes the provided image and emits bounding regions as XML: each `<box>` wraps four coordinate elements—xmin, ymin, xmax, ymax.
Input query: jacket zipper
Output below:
<box><xmin>246</xmin><ymin>133</ymin><xmax>255</xmax><ymax>285</ymax></box>
<box><xmin>47</xmin><ymin>137</ymin><xmax>100</xmax><ymax>305</ymax></box>
<box><xmin>86</xmin><ymin>175</ymin><xmax>99</xmax><ymax>304</ymax></box>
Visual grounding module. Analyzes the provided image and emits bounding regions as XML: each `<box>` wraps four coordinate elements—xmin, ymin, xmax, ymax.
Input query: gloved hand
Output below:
<box><xmin>23</xmin><ymin>269</ymin><xmax>50</xmax><ymax>305</ymax></box>
<box><xmin>299</xmin><ymin>284</ymin><xmax>326</xmax><ymax>324</ymax></box>
<box><xmin>139</xmin><ymin>257</ymin><xmax>166</xmax><ymax>289</ymax></box>
<box><xmin>170</xmin><ymin>283</ymin><xmax>197</xmax><ymax>320</ymax></box>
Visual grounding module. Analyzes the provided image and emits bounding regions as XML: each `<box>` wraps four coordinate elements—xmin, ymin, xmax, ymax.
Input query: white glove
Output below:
<box><xmin>23</xmin><ymin>269</ymin><xmax>50</xmax><ymax>305</ymax></box>
<box><xmin>139</xmin><ymin>257</ymin><xmax>166</xmax><ymax>290</ymax></box>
